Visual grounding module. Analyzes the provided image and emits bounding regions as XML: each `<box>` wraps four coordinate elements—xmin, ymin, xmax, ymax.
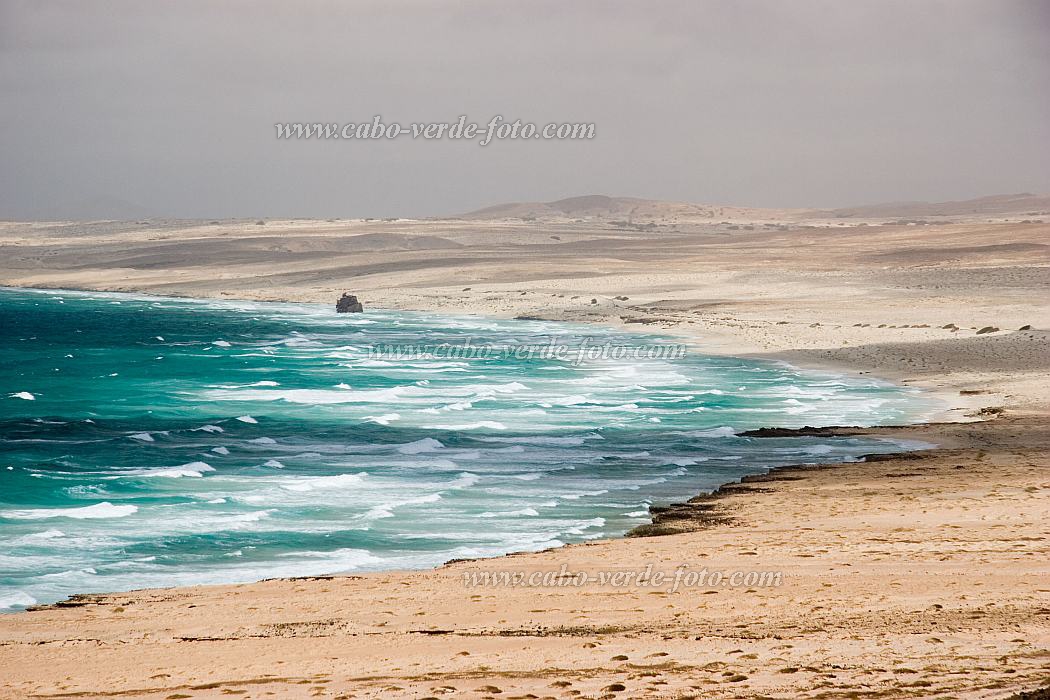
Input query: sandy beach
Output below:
<box><xmin>1</xmin><ymin>199</ymin><xmax>1048</xmax><ymax>698</ymax></box>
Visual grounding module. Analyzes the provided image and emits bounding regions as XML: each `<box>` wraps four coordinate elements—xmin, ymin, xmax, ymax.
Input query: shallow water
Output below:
<box><xmin>0</xmin><ymin>288</ymin><xmax>934</xmax><ymax>611</ymax></box>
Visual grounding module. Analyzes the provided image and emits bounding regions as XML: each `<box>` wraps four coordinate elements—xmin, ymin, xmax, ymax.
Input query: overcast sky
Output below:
<box><xmin>2</xmin><ymin>0</ymin><xmax>1048</xmax><ymax>219</ymax></box>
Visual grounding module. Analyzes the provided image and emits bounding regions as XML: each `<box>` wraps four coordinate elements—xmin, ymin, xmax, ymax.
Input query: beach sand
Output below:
<box><xmin>0</xmin><ymin>208</ymin><xmax>1048</xmax><ymax>698</ymax></box>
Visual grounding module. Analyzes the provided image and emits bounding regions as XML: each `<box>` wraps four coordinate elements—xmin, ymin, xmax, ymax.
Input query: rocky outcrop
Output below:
<box><xmin>737</xmin><ymin>425</ymin><xmax>859</xmax><ymax>437</ymax></box>
<box><xmin>336</xmin><ymin>293</ymin><xmax>364</xmax><ymax>313</ymax></box>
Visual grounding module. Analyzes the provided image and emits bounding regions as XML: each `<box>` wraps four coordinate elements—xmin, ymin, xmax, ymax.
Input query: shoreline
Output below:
<box><xmin>15</xmin><ymin>425</ymin><xmax>940</xmax><ymax>613</ymax></box>
<box><xmin>626</xmin><ymin>419</ymin><xmax>976</xmax><ymax>540</ymax></box>
<box><xmin>0</xmin><ymin>284</ymin><xmax>1007</xmax><ymax>602</ymax></box>
<box><xmin>0</xmin><ymin>284</ymin><xmax>947</xmax><ymax>602</ymax></box>
<box><xmin>4</xmin><ymin>281</ymin><xmax>973</xmax><ymax>422</ymax></box>
<box><xmin>1</xmin><ymin>281</ymin><xmax>1003</xmax><ymax>424</ymax></box>
<box><xmin>4</xmin><ymin>412</ymin><xmax>1045</xmax><ymax>698</ymax></box>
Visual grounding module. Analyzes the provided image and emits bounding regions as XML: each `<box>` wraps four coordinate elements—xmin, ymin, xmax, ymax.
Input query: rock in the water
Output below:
<box><xmin>336</xmin><ymin>293</ymin><xmax>364</xmax><ymax>313</ymax></box>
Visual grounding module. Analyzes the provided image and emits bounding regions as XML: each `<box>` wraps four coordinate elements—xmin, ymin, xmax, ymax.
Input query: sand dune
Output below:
<box><xmin>461</xmin><ymin>194</ymin><xmax>808</xmax><ymax>223</ymax></box>
<box><xmin>461</xmin><ymin>192</ymin><xmax>1050</xmax><ymax>225</ymax></box>
<box><xmin>824</xmin><ymin>192</ymin><xmax>1050</xmax><ymax>219</ymax></box>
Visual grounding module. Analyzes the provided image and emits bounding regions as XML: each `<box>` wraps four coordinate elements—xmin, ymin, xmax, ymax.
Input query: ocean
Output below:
<box><xmin>0</xmin><ymin>287</ymin><xmax>934</xmax><ymax>611</ymax></box>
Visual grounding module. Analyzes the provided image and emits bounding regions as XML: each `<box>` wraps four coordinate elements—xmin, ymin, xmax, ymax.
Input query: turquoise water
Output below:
<box><xmin>0</xmin><ymin>288</ymin><xmax>933</xmax><ymax>611</ymax></box>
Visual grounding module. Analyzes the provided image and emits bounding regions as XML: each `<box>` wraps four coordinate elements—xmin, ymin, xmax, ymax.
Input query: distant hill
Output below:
<box><xmin>462</xmin><ymin>193</ymin><xmax>1050</xmax><ymax>223</ymax></box>
<box><xmin>822</xmin><ymin>193</ymin><xmax>1050</xmax><ymax>219</ymax></box>
<box><xmin>461</xmin><ymin>195</ymin><xmax>803</xmax><ymax>223</ymax></box>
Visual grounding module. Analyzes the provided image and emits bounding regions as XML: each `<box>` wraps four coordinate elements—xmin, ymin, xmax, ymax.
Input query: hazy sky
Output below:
<box><xmin>2</xmin><ymin>0</ymin><xmax>1048</xmax><ymax>219</ymax></box>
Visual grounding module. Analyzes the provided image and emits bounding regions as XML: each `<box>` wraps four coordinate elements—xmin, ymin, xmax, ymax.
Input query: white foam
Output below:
<box><xmin>9</xmin><ymin>392</ymin><xmax>35</xmax><ymax>401</ymax></box>
<box><xmin>1</xmin><ymin>501</ymin><xmax>138</xmax><ymax>520</ymax></box>
<box><xmin>128</xmin><ymin>432</ymin><xmax>155</xmax><ymax>442</ymax></box>
<box><xmin>229</xmin><ymin>510</ymin><xmax>271</xmax><ymax>523</ymax></box>
<box><xmin>560</xmin><ymin>489</ymin><xmax>608</xmax><ymax>501</ymax></box>
<box><xmin>367</xmin><ymin>413</ymin><xmax>400</xmax><ymax>425</ymax></box>
<box><xmin>40</xmin><ymin>567</ymin><xmax>97</xmax><ymax>580</ymax></box>
<box><xmin>212</xmin><ymin>446</ymin><xmax>230</xmax><ymax>455</ymax></box>
<box><xmin>122</xmin><ymin>462</ymin><xmax>215</xmax><ymax>478</ymax></box>
<box><xmin>549</xmin><ymin>394</ymin><xmax>591</xmax><ymax>406</ymax></box>
<box><xmin>566</xmin><ymin>517</ymin><xmax>606</xmax><ymax>534</ymax></box>
<box><xmin>478</xmin><ymin>381</ymin><xmax>527</xmax><ymax>394</ymax></box>
<box><xmin>236</xmin><ymin>415</ymin><xmax>258</xmax><ymax>424</ymax></box>
<box><xmin>274</xmin><ymin>547</ymin><xmax>381</xmax><ymax>571</ymax></box>
<box><xmin>450</xmin><ymin>472</ymin><xmax>480</xmax><ymax>488</ymax></box>
<box><xmin>442</xmin><ymin>401</ymin><xmax>472</xmax><ymax>411</ymax></box>
<box><xmin>434</xmin><ymin>421</ymin><xmax>507</xmax><ymax>431</ymax></box>
<box><xmin>249</xmin><ymin>437</ymin><xmax>277</xmax><ymax>444</ymax></box>
<box><xmin>205</xmin><ymin>379</ymin><xmax>528</xmax><ymax>407</ymax></box>
<box><xmin>193</xmin><ymin>424</ymin><xmax>224</xmax><ymax>433</ymax></box>
<box><xmin>348</xmin><ymin>358</ymin><xmax>392</xmax><ymax>367</ymax></box>
<box><xmin>397</xmin><ymin>437</ymin><xmax>444</xmax><ymax>454</ymax></box>
<box><xmin>213</xmin><ymin>386</ymin><xmax>407</xmax><ymax>404</ymax></box>
<box><xmin>213</xmin><ymin>340</ymin><xmax>232</xmax><ymax>347</ymax></box>
<box><xmin>0</xmin><ymin>591</ymin><xmax>36</xmax><ymax>611</ymax></box>
<box><xmin>9</xmin><ymin>529</ymin><xmax>66</xmax><ymax>544</ymax></box>
<box><xmin>279</xmin><ymin>472</ymin><xmax>367</xmax><ymax>492</ymax></box>
<box><xmin>362</xmin><ymin>492</ymin><xmax>442</xmax><ymax>521</ymax></box>
<box><xmin>263</xmin><ymin>459</ymin><xmax>285</xmax><ymax>468</ymax></box>
<box><xmin>478</xmin><ymin>435</ymin><xmax>597</xmax><ymax>446</ymax></box>
<box><xmin>478</xmin><ymin>507</ymin><xmax>539</xmax><ymax>518</ymax></box>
